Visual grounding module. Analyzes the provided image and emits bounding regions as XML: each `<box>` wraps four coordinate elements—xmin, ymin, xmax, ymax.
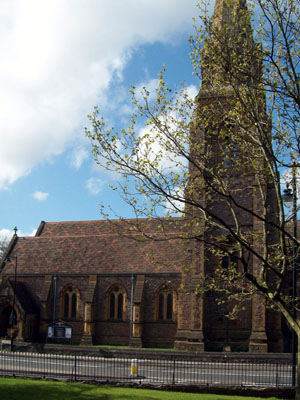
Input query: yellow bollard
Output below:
<box><xmin>130</xmin><ymin>359</ymin><xmax>138</xmax><ymax>377</ymax></box>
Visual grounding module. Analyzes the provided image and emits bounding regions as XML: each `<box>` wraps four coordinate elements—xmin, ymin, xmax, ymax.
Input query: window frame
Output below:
<box><xmin>221</xmin><ymin>250</ymin><xmax>240</xmax><ymax>280</ymax></box>
<box><xmin>156</xmin><ymin>287</ymin><xmax>176</xmax><ymax>322</ymax></box>
<box><xmin>61</xmin><ymin>285</ymin><xmax>80</xmax><ymax>320</ymax></box>
<box><xmin>107</xmin><ymin>285</ymin><xmax>126</xmax><ymax>321</ymax></box>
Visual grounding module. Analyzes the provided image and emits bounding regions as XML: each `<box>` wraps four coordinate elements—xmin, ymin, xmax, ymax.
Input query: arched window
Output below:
<box><xmin>110</xmin><ymin>293</ymin><xmax>115</xmax><ymax>319</ymax></box>
<box><xmin>64</xmin><ymin>293</ymin><xmax>69</xmax><ymax>318</ymax></box>
<box><xmin>166</xmin><ymin>293</ymin><xmax>173</xmax><ymax>320</ymax></box>
<box><xmin>220</xmin><ymin>133</ymin><xmax>239</xmax><ymax>168</ymax></box>
<box><xmin>158</xmin><ymin>293</ymin><xmax>164</xmax><ymax>320</ymax></box>
<box><xmin>221</xmin><ymin>250</ymin><xmax>239</xmax><ymax>279</ymax></box>
<box><xmin>117</xmin><ymin>293</ymin><xmax>123</xmax><ymax>319</ymax></box>
<box><xmin>156</xmin><ymin>287</ymin><xmax>175</xmax><ymax>321</ymax></box>
<box><xmin>71</xmin><ymin>293</ymin><xmax>77</xmax><ymax>319</ymax></box>
<box><xmin>61</xmin><ymin>286</ymin><xmax>79</xmax><ymax>319</ymax></box>
<box><xmin>107</xmin><ymin>286</ymin><xmax>126</xmax><ymax>321</ymax></box>
<box><xmin>221</xmin><ymin>255</ymin><xmax>229</xmax><ymax>269</ymax></box>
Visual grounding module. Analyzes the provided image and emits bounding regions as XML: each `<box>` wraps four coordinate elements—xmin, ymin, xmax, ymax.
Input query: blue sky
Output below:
<box><xmin>0</xmin><ymin>0</ymin><xmax>212</xmax><ymax>240</ymax></box>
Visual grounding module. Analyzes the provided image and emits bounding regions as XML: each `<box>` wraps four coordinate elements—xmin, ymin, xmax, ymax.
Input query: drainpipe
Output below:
<box><xmin>130</xmin><ymin>274</ymin><xmax>135</xmax><ymax>339</ymax></box>
<box><xmin>10</xmin><ymin>254</ymin><xmax>17</xmax><ymax>352</ymax></box>
<box><xmin>52</xmin><ymin>274</ymin><xmax>57</xmax><ymax>323</ymax></box>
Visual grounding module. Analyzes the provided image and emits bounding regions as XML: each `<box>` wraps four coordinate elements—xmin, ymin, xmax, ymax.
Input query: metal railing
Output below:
<box><xmin>0</xmin><ymin>351</ymin><xmax>293</xmax><ymax>387</ymax></box>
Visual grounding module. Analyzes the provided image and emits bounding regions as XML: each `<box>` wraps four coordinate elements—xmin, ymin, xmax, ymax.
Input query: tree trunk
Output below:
<box><xmin>295</xmin><ymin>339</ymin><xmax>300</xmax><ymax>400</ymax></box>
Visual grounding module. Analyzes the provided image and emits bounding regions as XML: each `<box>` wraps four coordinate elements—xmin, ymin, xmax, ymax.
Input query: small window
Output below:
<box><xmin>107</xmin><ymin>286</ymin><xmax>126</xmax><ymax>320</ymax></box>
<box><xmin>61</xmin><ymin>286</ymin><xmax>79</xmax><ymax>319</ymax></box>
<box><xmin>222</xmin><ymin>136</ymin><xmax>239</xmax><ymax>168</ymax></box>
<box><xmin>110</xmin><ymin>293</ymin><xmax>115</xmax><ymax>318</ymax></box>
<box><xmin>166</xmin><ymin>293</ymin><xmax>173</xmax><ymax>320</ymax></box>
<box><xmin>71</xmin><ymin>293</ymin><xmax>77</xmax><ymax>318</ymax></box>
<box><xmin>222</xmin><ymin>255</ymin><xmax>229</xmax><ymax>269</ymax></box>
<box><xmin>63</xmin><ymin>293</ymin><xmax>69</xmax><ymax>318</ymax></box>
<box><xmin>117</xmin><ymin>294</ymin><xmax>123</xmax><ymax>319</ymax></box>
<box><xmin>221</xmin><ymin>251</ymin><xmax>239</xmax><ymax>279</ymax></box>
<box><xmin>158</xmin><ymin>293</ymin><xmax>164</xmax><ymax>320</ymax></box>
<box><xmin>156</xmin><ymin>288</ymin><xmax>174</xmax><ymax>321</ymax></box>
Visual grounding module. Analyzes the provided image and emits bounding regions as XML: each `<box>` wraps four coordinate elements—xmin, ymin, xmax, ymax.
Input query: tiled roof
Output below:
<box><xmin>36</xmin><ymin>218</ymin><xmax>184</xmax><ymax>238</ymax></box>
<box><xmin>2</xmin><ymin>219</ymin><xmax>186</xmax><ymax>275</ymax></box>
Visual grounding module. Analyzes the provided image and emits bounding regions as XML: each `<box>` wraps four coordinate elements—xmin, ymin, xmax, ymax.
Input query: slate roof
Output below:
<box><xmin>1</xmin><ymin>219</ymin><xmax>186</xmax><ymax>275</ymax></box>
<box><xmin>36</xmin><ymin>218</ymin><xmax>184</xmax><ymax>238</ymax></box>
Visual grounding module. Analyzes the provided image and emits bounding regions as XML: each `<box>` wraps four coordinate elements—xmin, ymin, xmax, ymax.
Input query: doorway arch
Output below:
<box><xmin>0</xmin><ymin>306</ymin><xmax>15</xmax><ymax>337</ymax></box>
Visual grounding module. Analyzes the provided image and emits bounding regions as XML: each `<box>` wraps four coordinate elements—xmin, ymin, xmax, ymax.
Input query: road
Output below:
<box><xmin>0</xmin><ymin>351</ymin><xmax>292</xmax><ymax>387</ymax></box>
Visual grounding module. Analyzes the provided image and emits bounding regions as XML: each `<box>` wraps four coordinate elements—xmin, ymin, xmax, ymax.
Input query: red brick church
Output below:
<box><xmin>0</xmin><ymin>0</ymin><xmax>288</xmax><ymax>353</ymax></box>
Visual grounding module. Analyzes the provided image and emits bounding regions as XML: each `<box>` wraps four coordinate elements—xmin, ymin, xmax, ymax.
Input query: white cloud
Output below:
<box><xmin>184</xmin><ymin>85</ymin><xmax>198</xmax><ymax>101</ymax></box>
<box><xmin>129</xmin><ymin>80</ymin><xmax>198</xmax><ymax>114</ymax></box>
<box><xmin>135</xmin><ymin>79</ymin><xmax>159</xmax><ymax>103</ymax></box>
<box><xmin>0</xmin><ymin>227</ymin><xmax>36</xmax><ymax>243</ymax></box>
<box><xmin>24</xmin><ymin>228</ymin><xmax>37</xmax><ymax>237</ymax></box>
<box><xmin>32</xmin><ymin>191</ymin><xmax>49</xmax><ymax>201</ymax></box>
<box><xmin>136</xmin><ymin>84</ymin><xmax>197</xmax><ymax>172</ymax></box>
<box><xmin>0</xmin><ymin>0</ymin><xmax>198</xmax><ymax>190</ymax></box>
<box><xmin>70</xmin><ymin>146</ymin><xmax>89</xmax><ymax>169</ymax></box>
<box><xmin>0</xmin><ymin>228</ymin><xmax>14</xmax><ymax>242</ymax></box>
<box><xmin>163</xmin><ymin>185</ymin><xmax>185</xmax><ymax>215</ymax></box>
<box><xmin>86</xmin><ymin>177</ymin><xmax>104</xmax><ymax>195</ymax></box>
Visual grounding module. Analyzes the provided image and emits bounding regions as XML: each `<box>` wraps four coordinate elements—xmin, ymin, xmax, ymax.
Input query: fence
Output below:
<box><xmin>0</xmin><ymin>351</ymin><xmax>293</xmax><ymax>388</ymax></box>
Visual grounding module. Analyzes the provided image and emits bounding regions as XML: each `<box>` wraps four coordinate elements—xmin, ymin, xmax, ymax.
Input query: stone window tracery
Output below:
<box><xmin>107</xmin><ymin>285</ymin><xmax>126</xmax><ymax>321</ymax></box>
<box><xmin>156</xmin><ymin>287</ymin><xmax>175</xmax><ymax>321</ymax></box>
<box><xmin>221</xmin><ymin>250</ymin><xmax>240</xmax><ymax>280</ymax></box>
<box><xmin>222</xmin><ymin>137</ymin><xmax>239</xmax><ymax>168</ymax></box>
<box><xmin>61</xmin><ymin>286</ymin><xmax>79</xmax><ymax>320</ymax></box>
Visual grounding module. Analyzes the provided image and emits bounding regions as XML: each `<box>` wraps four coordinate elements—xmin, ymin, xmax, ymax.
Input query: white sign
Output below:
<box><xmin>65</xmin><ymin>327</ymin><xmax>72</xmax><ymax>338</ymax></box>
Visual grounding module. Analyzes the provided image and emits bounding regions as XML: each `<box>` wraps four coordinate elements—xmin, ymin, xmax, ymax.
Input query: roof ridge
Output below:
<box><xmin>42</xmin><ymin>217</ymin><xmax>183</xmax><ymax>225</ymax></box>
<box><xmin>20</xmin><ymin>232</ymin><xmax>183</xmax><ymax>239</ymax></box>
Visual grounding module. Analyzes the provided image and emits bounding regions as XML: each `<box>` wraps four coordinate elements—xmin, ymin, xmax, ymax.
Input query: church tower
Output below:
<box><xmin>175</xmin><ymin>0</ymin><xmax>281</xmax><ymax>352</ymax></box>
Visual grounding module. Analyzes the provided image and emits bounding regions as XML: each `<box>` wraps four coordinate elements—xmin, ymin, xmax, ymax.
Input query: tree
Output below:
<box><xmin>86</xmin><ymin>0</ymin><xmax>300</xmax><ymax>397</ymax></box>
<box><xmin>0</xmin><ymin>236</ymin><xmax>9</xmax><ymax>258</ymax></box>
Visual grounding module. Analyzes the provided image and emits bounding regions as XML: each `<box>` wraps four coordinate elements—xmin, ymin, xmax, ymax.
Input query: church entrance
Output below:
<box><xmin>0</xmin><ymin>306</ymin><xmax>15</xmax><ymax>338</ymax></box>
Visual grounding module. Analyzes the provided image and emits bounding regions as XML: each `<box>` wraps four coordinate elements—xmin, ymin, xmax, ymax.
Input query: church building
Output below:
<box><xmin>0</xmin><ymin>0</ymin><xmax>287</xmax><ymax>353</ymax></box>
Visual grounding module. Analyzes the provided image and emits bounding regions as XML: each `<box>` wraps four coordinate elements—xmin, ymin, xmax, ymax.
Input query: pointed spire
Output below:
<box><xmin>212</xmin><ymin>0</ymin><xmax>250</xmax><ymax>31</ymax></box>
<box><xmin>212</xmin><ymin>0</ymin><xmax>253</xmax><ymax>50</ymax></box>
<box><xmin>201</xmin><ymin>0</ymin><xmax>257</xmax><ymax>89</ymax></box>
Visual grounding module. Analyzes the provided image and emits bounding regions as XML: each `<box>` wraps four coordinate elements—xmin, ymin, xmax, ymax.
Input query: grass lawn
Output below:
<box><xmin>0</xmin><ymin>377</ymin><xmax>286</xmax><ymax>400</ymax></box>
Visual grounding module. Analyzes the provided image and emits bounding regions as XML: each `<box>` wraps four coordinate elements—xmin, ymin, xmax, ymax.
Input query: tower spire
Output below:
<box><xmin>212</xmin><ymin>0</ymin><xmax>250</xmax><ymax>31</ymax></box>
<box><xmin>201</xmin><ymin>0</ymin><xmax>256</xmax><ymax>88</ymax></box>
